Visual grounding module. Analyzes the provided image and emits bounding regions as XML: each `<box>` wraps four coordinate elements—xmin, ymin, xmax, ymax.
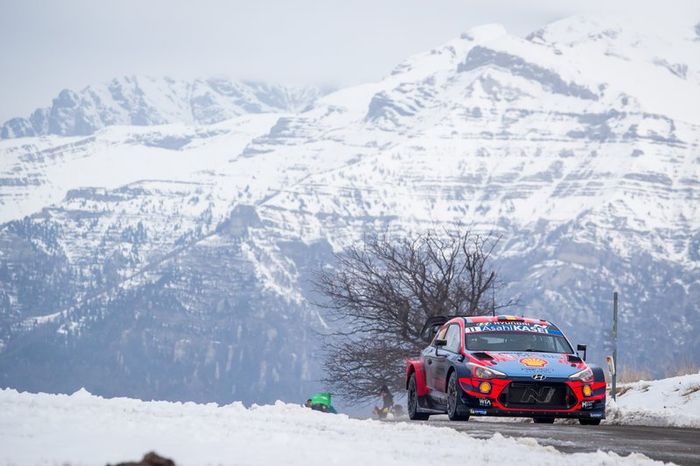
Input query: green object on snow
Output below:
<box><xmin>310</xmin><ymin>392</ymin><xmax>332</xmax><ymax>407</ymax></box>
<box><xmin>308</xmin><ymin>392</ymin><xmax>337</xmax><ymax>413</ymax></box>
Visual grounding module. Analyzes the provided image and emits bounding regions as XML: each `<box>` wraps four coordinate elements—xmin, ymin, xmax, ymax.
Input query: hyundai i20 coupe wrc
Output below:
<box><xmin>405</xmin><ymin>315</ymin><xmax>606</xmax><ymax>425</ymax></box>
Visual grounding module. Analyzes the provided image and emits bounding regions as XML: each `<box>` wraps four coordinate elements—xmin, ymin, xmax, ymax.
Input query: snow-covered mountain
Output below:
<box><xmin>0</xmin><ymin>76</ymin><xmax>322</xmax><ymax>138</ymax></box>
<box><xmin>0</xmin><ymin>16</ymin><xmax>699</xmax><ymax>404</ymax></box>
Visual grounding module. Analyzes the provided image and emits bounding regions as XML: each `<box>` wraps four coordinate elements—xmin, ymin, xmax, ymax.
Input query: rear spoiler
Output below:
<box><xmin>420</xmin><ymin>316</ymin><xmax>458</xmax><ymax>342</ymax></box>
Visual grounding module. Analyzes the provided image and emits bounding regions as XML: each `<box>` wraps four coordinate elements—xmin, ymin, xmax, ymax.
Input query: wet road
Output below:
<box><xmin>410</xmin><ymin>417</ymin><xmax>700</xmax><ymax>465</ymax></box>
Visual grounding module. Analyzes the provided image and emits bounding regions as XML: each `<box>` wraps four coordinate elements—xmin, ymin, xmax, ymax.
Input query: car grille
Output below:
<box><xmin>499</xmin><ymin>382</ymin><xmax>575</xmax><ymax>409</ymax></box>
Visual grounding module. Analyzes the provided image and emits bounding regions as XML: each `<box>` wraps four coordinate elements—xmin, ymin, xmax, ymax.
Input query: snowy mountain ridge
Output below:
<box><xmin>0</xmin><ymin>76</ymin><xmax>323</xmax><ymax>138</ymax></box>
<box><xmin>0</xmin><ymin>16</ymin><xmax>698</xmax><ymax>404</ymax></box>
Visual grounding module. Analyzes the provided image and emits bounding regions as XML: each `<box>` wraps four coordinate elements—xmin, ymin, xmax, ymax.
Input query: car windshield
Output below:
<box><xmin>465</xmin><ymin>331</ymin><xmax>573</xmax><ymax>353</ymax></box>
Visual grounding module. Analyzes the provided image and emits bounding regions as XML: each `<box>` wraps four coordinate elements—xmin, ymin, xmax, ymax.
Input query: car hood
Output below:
<box><xmin>471</xmin><ymin>351</ymin><xmax>586</xmax><ymax>379</ymax></box>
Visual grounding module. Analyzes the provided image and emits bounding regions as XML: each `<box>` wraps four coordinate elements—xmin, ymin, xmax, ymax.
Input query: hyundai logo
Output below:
<box><xmin>531</xmin><ymin>374</ymin><xmax>546</xmax><ymax>381</ymax></box>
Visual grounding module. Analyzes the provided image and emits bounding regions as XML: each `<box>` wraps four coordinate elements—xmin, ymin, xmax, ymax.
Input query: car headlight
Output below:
<box><xmin>468</xmin><ymin>363</ymin><xmax>507</xmax><ymax>379</ymax></box>
<box><xmin>569</xmin><ymin>367</ymin><xmax>594</xmax><ymax>382</ymax></box>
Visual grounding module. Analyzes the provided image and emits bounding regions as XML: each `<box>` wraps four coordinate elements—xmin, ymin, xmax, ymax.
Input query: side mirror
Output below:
<box><xmin>577</xmin><ymin>344</ymin><xmax>587</xmax><ymax>361</ymax></box>
<box><xmin>434</xmin><ymin>338</ymin><xmax>447</xmax><ymax>356</ymax></box>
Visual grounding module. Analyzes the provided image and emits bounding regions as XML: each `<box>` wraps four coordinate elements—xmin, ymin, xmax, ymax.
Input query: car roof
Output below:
<box><xmin>460</xmin><ymin>315</ymin><xmax>555</xmax><ymax>327</ymax></box>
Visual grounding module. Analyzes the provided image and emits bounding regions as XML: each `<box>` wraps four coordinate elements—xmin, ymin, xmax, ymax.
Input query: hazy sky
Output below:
<box><xmin>1</xmin><ymin>0</ymin><xmax>698</xmax><ymax>122</ymax></box>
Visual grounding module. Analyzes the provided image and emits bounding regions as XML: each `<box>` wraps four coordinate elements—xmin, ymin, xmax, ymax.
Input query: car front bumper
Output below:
<box><xmin>465</xmin><ymin>405</ymin><xmax>606</xmax><ymax>419</ymax></box>
<box><xmin>458</xmin><ymin>376</ymin><xmax>607</xmax><ymax>419</ymax></box>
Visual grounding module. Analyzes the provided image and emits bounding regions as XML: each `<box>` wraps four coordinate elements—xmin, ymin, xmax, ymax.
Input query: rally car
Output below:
<box><xmin>405</xmin><ymin>315</ymin><xmax>606</xmax><ymax>424</ymax></box>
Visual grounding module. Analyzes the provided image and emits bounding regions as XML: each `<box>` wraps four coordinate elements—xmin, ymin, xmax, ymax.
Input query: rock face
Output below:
<box><xmin>0</xmin><ymin>76</ymin><xmax>322</xmax><ymax>138</ymax></box>
<box><xmin>0</xmin><ymin>16</ymin><xmax>699</xmax><ymax>404</ymax></box>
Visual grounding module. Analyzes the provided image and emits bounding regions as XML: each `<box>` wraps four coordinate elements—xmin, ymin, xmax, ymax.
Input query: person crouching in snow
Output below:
<box><xmin>373</xmin><ymin>384</ymin><xmax>394</xmax><ymax>419</ymax></box>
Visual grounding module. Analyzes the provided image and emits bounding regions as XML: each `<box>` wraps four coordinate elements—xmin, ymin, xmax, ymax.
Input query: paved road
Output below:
<box><xmin>408</xmin><ymin>417</ymin><xmax>700</xmax><ymax>465</ymax></box>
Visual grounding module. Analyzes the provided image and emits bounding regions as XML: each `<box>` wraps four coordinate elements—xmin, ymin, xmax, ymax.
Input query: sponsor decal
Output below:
<box><xmin>522</xmin><ymin>367</ymin><xmax>555</xmax><ymax>373</ymax></box>
<box><xmin>491</xmin><ymin>353</ymin><xmax>517</xmax><ymax>362</ymax></box>
<box><xmin>520</xmin><ymin>357</ymin><xmax>548</xmax><ymax>368</ymax></box>
<box><xmin>465</xmin><ymin>323</ymin><xmax>562</xmax><ymax>335</ymax></box>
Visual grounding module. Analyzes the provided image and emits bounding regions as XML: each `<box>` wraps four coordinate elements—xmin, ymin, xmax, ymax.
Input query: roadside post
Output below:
<box><xmin>606</xmin><ymin>355</ymin><xmax>615</xmax><ymax>396</ymax></box>
<box><xmin>612</xmin><ymin>291</ymin><xmax>618</xmax><ymax>400</ymax></box>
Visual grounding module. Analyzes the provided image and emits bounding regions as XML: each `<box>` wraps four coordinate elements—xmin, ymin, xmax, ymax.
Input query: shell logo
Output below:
<box><xmin>520</xmin><ymin>357</ymin><xmax>547</xmax><ymax>367</ymax></box>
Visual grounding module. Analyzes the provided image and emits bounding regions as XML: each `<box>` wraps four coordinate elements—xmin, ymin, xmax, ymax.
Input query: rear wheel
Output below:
<box><xmin>579</xmin><ymin>418</ymin><xmax>601</xmax><ymax>426</ymax></box>
<box><xmin>533</xmin><ymin>417</ymin><xmax>555</xmax><ymax>424</ymax></box>
<box><xmin>446</xmin><ymin>372</ymin><xmax>469</xmax><ymax>421</ymax></box>
<box><xmin>407</xmin><ymin>373</ymin><xmax>429</xmax><ymax>420</ymax></box>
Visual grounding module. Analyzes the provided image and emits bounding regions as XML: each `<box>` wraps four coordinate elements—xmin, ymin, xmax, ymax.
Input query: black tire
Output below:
<box><xmin>407</xmin><ymin>373</ymin><xmax>430</xmax><ymax>420</ymax></box>
<box><xmin>579</xmin><ymin>418</ymin><xmax>601</xmax><ymax>426</ymax></box>
<box><xmin>533</xmin><ymin>417</ymin><xmax>555</xmax><ymax>424</ymax></box>
<box><xmin>446</xmin><ymin>372</ymin><xmax>470</xmax><ymax>421</ymax></box>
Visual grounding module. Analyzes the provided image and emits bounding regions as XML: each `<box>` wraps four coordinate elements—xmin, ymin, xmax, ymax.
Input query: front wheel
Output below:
<box><xmin>407</xmin><ymin>373</ymin><xmax>429</xmax><ymax>420</ymax></box>
<box><xmin>446</xmin><ymin>372</ymin><xmax>469</xmax><ymax>421</ymax></box>
<box><xmin>579</xmin><ymin>418</ymin><xmax>601</xmax><ymax>425</ymax></box>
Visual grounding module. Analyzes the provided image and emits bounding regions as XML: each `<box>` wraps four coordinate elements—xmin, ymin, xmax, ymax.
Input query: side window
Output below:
<box><xmin>432</xmin><ymin>326</ymin><xmax>448</xmax><ymax>346</ymax></box>
<box><xmin>445</xmin><ymin>324</ymin><xmax>462</xmax><ymax>353</ymax></box>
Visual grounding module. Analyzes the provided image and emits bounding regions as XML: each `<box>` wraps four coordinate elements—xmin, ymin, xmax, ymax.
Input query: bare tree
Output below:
<box><xmin>314</xmin><ymin>228</ymin><xmax>513</xmax><ymax>402</ymax></box>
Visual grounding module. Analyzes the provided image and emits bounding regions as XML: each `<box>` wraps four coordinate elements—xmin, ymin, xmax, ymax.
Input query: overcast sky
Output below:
<box><xmin>1</xmin><ymin>0</ymin><xmax>698</xmax><ymax>122</ymax></box>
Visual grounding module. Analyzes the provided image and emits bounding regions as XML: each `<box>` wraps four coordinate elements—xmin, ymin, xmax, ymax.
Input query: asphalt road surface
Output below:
<box><xmin>408</xmin><ymin>417</ymin><xmax>700</xmax><ymax>465</ymax></box>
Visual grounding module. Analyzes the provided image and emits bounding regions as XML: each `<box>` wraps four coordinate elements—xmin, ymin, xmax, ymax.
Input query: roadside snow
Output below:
<box><xmin>0</xmin><ymin>389</ymin><xmax>663</xmax><ymax>466</ymax></box>
<box><xmin>605</xmin><ymin>372</ymin><xmax>700</xmax><ymax>428</ymax></box>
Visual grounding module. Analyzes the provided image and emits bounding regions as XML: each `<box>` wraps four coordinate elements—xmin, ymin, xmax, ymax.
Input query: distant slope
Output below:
<box><xmin>0</xmin><ymin>76</ymin><xmax>323</xmax><ymax>138</ymax></box>
<box><xmin>0</xmin><ymin>113</ymin><xmax>282</xmax><ymax>224</ymax></box>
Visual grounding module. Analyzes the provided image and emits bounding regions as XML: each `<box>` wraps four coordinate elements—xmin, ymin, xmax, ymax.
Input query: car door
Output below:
<box><xmin>424</xmin><ymin>325</ymin><xmax>448</xmax><ymax>393</ymax></box>
<box><xmin>433</xmin><ymin>324</ymin><xmax>462</xmax><ymax>394</ymax></box>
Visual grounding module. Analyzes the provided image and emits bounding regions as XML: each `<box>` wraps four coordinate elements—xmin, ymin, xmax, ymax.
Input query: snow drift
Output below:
<box><xmin>0</xmin><ymin>388</ymin><xmax>664</xmax><ymax>466</ymax></box>
<box><xmin>606</xmin><ymin>372</ymin><xmax>700</xmax><ymax>428</ymax></box>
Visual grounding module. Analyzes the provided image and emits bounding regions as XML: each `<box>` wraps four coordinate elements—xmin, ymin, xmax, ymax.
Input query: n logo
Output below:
<box><xmin>520</xmin><ymin>386</ymin><xmax>555</xmax><ymax>404</ymax></box>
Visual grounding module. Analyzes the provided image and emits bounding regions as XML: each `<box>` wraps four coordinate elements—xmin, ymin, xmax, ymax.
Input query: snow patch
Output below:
<box><xmin>605</xmin><ymin>372</ymin><xmax>700</xmax><ymax>428</ymax></box>
<box><xmin>0</xmin><ymin>388</ymin><xmax>663</xmax><ymax>466</ymax></box>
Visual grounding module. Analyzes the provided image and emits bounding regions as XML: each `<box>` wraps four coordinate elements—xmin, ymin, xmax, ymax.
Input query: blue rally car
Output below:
<box><xmin>405</xmin><ymin>315</ymin><xmax>606</xmax><ymax>424</ymax></box>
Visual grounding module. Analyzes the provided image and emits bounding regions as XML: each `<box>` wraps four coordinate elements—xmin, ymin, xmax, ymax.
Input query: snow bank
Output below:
<box><xmin>606</xmin><ymin>372</ymin><xmax>700</xmax><ymax>428</ymax></box>
<box><xmin>0</xmin><ymin>388</ymin><xmax>663</xmax><ymax>466</ymax></box>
